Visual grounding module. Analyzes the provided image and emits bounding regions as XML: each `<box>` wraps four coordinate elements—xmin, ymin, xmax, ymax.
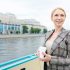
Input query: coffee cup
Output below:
<box><xmin>37</xmin><ymin>46</ymin><xmax>46</xmax><ymax>59</ymax></box>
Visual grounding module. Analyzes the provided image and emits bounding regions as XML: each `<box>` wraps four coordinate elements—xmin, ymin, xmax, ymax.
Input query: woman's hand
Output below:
<box><xmin>35</xmin><ymin>51</ymin><xmax>51</xmax><ymax>62</ymax></box>
<box><xmin>39</xmin><ymin>52</ymin><xmax>51</xmax><ymax>62</ymax></box>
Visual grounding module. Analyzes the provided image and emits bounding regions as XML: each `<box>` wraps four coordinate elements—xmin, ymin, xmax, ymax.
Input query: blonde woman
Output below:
<box><xmin>37</xmin><ymin>7</ymin><xmax>70</xmax><ymax>70</ymax></box>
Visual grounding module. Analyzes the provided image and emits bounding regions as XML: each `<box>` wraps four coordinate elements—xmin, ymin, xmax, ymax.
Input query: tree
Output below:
<box><xmin>0</xmin><ymin>20</ymin><xmax>1</xmax><ymax>23</ymax></box>
<box><xmin>22</xmin><ymin>26</ymin><xmax>28</xmax><ymax>34</ymax></box>
<box><xmin>30</xmin><ymin>27</ymin><xmax>41</xmax><ymax>34</ymax></box>
<box><xmin>16</xmin><ymin>30</ymin><xmax>20</xmax><ymax>34</ymax></box>
<box><xmin>43</xmin><ymin>28</ymin><xmax>47</xmax><ymax>33</ymax></box>
<box><xmin>30</xmin><ymin>27</ymin><xmax>34</xmax><ymax>33</ymax></box>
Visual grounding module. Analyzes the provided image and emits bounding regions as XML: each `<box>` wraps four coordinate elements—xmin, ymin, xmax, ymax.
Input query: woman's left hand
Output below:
<box><xmin>39</xmin><ymin>52</ymin><xmax>51</xmax><ymax>62</ymax></box>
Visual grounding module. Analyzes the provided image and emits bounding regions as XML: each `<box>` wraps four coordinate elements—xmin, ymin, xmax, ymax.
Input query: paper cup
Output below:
<box><xmin>38</xmin><ymin>46</ymin><xmax>46</xmax><ymax>59</ymax></box>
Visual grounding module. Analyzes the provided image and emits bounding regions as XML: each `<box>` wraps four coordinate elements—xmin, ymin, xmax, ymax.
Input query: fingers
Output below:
<box><xmin>39</xmin><ymin>58</ymin><xmax>43</xmax><ymax>61</ymax></box>
<box><xmin>34</xmin><ymin>50</ymin><xmax>40</xmax><ymax>57</ymax></box>
<box><xmin>42</xmin><ymin>52</ymin><xmax>46</xmax><ymax>56</ymax></box>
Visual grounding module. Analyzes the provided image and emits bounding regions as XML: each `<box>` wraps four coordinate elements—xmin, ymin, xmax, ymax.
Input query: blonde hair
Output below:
<box><xmin>51</xmin><ymin>7</ymin><xmax>66</xmax><ymax>17</ymax></box>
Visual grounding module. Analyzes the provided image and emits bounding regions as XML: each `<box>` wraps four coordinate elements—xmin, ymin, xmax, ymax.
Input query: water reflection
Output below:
<box><xmin>0</xmin><ymin>36</ymin><xmax>45</xmax><ymax>63</ymax></box>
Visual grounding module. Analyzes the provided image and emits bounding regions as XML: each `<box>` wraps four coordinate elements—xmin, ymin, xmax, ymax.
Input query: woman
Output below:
<box><xmin>37</xmin><ymin>7</ymin><xmax>70</xmax><ymax>70</ymax></box>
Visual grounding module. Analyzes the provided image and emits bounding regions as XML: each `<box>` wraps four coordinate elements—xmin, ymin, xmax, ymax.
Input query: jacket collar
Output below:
<box><xmin>45</xmin><ymin>28</ymin><xmax>69</xmax><ymax>53</ymax></box>
<box><xmin>51</xmin><ymin>28</ymin><xmax>69</xmax><ymax>53</ymax></box>
<box><xmin>45</xmin><ymin>28</ymin><xmax>66</xmax><ymax>41</ymax></box>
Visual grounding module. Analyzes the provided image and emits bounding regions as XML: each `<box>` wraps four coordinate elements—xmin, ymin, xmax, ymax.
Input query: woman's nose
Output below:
<box><xmin>58</xmin><ymin>15</ymin><xmax>61</xmax><ymax>19</ymax></box>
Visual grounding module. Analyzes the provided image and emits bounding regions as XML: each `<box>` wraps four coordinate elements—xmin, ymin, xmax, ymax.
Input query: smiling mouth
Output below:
<box><xmin>56</xmin><ymin>21</ymin><xmax>63</xmax><ymax>23</ymax></box>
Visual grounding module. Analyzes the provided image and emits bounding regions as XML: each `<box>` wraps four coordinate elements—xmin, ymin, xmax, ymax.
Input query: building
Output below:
<box><xmin>0</xmin><ymin>13</ymin><xmax>47</xmax><ymax>34</ymax></box>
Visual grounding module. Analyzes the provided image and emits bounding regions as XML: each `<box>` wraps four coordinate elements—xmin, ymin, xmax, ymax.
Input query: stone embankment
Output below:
<box><xmin>0</xmin><ymin>34</ymin><xmax>45</xmax><ymax>39</ymax></box>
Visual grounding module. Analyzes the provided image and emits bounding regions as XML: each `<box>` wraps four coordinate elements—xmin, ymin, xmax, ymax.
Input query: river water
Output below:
<box><xmin>0</xmin><ymin>36</ymin><xmax>45</xmax><ymax>63</ymax></box>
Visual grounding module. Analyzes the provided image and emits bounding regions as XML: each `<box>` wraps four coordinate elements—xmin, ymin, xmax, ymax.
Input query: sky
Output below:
<box><xmin>0</xmin><ymin>0</ymin><xmax>70</xmax><ymax>30</ymax></box>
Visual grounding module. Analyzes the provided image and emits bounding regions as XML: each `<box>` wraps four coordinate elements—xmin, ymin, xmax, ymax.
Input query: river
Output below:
<box><xmin>0</xmin><ymin>36</ymin><xmax>45</xmax><ymax>63</ymax></box>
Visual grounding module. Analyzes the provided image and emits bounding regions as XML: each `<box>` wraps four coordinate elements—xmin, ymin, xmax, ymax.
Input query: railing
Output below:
<box><xmin>0</xmin><ymin>54</ymin><xmax>38</xmax><ymax>70</ymax></box>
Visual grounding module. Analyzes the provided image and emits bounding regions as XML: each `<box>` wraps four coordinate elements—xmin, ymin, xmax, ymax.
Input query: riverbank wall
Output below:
<box><xmin>0</xmin><ymin>34</ymin><xmax>45</xmax><ymax>39</ymax></box>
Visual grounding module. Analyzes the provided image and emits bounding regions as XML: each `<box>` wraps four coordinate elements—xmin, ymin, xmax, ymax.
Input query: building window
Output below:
<box><xmin>0</xmin><ymin>24</ymin><xmax>3</xmax><ymax>34</ymax></box>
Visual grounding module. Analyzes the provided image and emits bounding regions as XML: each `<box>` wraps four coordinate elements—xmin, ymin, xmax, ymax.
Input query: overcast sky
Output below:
<box><xmin>0</xmin><ymin>0</ymin><xmax>70</xmax><ymax>30</ymax></box>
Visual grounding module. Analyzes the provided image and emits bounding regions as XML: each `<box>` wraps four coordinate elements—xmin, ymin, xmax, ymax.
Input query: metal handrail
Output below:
<box><xmin>0</xmin><ymin>54</ymin><xmax>37</xmax><ymax>70</ymax></box>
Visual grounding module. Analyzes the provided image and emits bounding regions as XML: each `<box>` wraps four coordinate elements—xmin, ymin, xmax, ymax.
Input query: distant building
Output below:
<box><xmin>0</xmin><ymin>13</ymin><xmax>16</xmax><ymax>23</ymax></box>
<box><xmin>0</xmin><ymin>13</ymin><xmax>47</xmax><ymax>34</ymax></box>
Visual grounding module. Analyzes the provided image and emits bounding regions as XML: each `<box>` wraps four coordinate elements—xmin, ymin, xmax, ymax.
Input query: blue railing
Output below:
<box><xmin>0</xmin><ymin>54</ymin><xmax>37</xmax><ymax>70</ymax></box>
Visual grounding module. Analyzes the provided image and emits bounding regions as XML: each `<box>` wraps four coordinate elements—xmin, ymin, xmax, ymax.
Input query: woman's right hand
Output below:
<box><xmin>35</xmin><ymin>51</ymin><xmax>51</xmax><ymax>62</ymax></box>
<box><xmin>39</xmin><ymin>52</ymin><xmax>51</xmax><ymax>62</ymax></box>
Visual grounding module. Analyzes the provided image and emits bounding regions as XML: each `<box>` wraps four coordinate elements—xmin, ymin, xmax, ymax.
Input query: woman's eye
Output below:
<box><xmin>61</xmin><ymin>14</ymin><xmax>64</xmax><ymax>17</ymax></box>
<box><xmin>55</xmin><ymin>14</ymin><xmax>58</xmax><ymax>16</ymax></box>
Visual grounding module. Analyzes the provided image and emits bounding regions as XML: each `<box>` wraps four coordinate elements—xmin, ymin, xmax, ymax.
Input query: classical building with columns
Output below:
<box><xmin>0</xmin><ymin>13</ymin><xmax>47</xmax><ymax>34</ymax></box>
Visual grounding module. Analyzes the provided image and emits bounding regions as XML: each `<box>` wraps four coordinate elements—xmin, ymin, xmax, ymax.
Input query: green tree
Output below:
<box><xmin>43</xmin><ymin>28</ymin><xmax>47</xmax><ymax>33</ymax></box>
<box><xmin>22</xmin><ymin>26</ymin><xmax>28</xmax><ymax>34</ymax></box>
<box><xmin>16</xmin><ymin>30</ymin><xmax>20</xmax><ymax>34</ymax></box>
<box><xmin>30</xmin><ymin>27</ymin><xmax>34</xmax><ymax>33</ymax></box>
<box><xmin>30</xmin><ymin>27</ymin><xmax>41</xmax><ymax>34</ymax></box>
<box><xmin>0</xmin><ymin>20</ymin><xmax>1</xmax><ymax>23</ymax></box>
<box><xmin>35</xmin><ymin>28</ymin><xmax>41</xmax><ymax>33</ymax></box>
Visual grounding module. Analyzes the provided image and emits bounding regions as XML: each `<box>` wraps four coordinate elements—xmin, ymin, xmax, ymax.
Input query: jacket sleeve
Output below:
<box><xmin>50</xmin><ymin>32</ymin><xmax>70</xmax><ymax>65</ymax></box>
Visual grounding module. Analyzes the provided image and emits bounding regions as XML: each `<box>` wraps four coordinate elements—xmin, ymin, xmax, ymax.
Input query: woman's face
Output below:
<box><xmin>51</xmin><ymin>9</ymin><xmax>66</xmax><ymax>28</ymax></box>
